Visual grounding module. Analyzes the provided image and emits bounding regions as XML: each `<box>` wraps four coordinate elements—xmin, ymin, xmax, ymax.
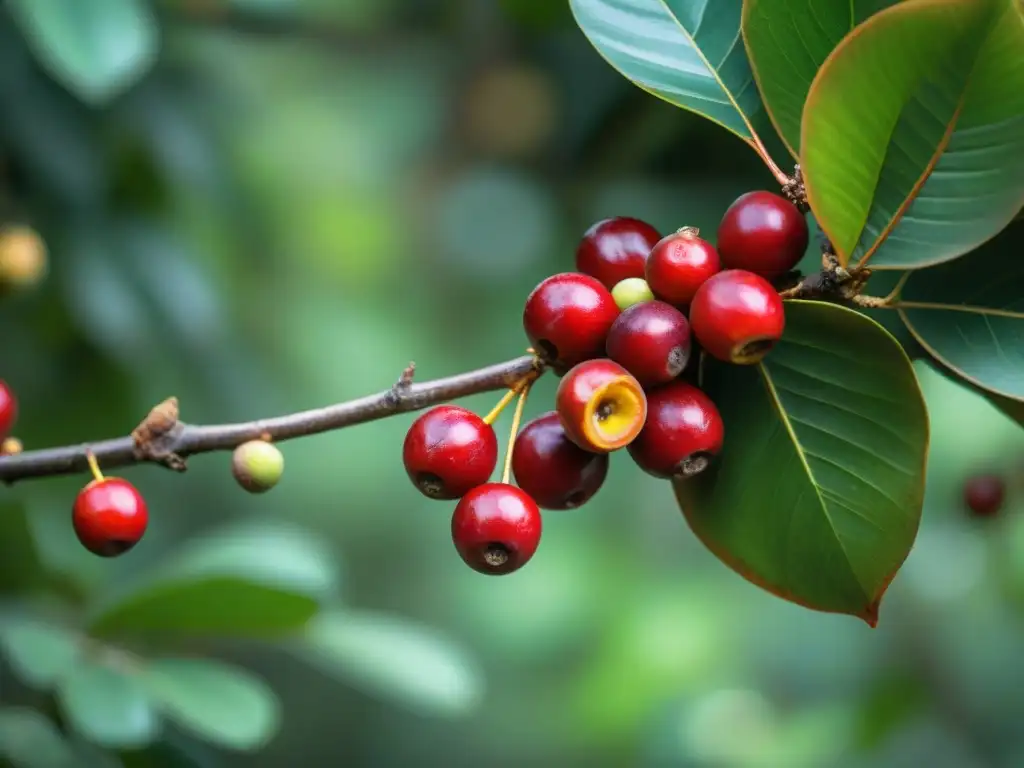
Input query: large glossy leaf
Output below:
<box><xmin>897</xmin><ymin>228</ymin><xmax>1023</xmax><ymax>404</ymax></box>
<box><xmin>87</xmin><ymin>520</ymin><xmax>337</xmax><ymax>638</ymax></box>
<box><xmin>741</xmin><ymin>0</ymin><xmax>902</xmax><ymax>157</ymax></box>
<box><xmin>141</xmin><ymin>659</ymin><xmax>280</xmax><ymax>751</ymax></box>
<box><xmin>675</xmin><ymin>301</ymin><xmax>928</xmax><ymax>624</ymax></box>
<box><xmin>802</xmin><ymin>0</ymin><xmax>1024</xmax><ymax>270</ymax></box>
<box><xmin>6</xmin><ymin>0</ymin><xmax>159</xmax><ymax>104</ymax></box>
<box><xmin>569</xmin><ymin>0</ymin><xmax>771</xmax><ymax>147</ymax></box>
<box><xmin>57</xmin><ymin>662</ymin><xmax>161</xmax><ymax>749</ymax></box>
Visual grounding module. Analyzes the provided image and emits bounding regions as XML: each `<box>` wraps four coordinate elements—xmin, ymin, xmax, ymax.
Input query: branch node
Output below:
<box><xmin>782</xmin><ymin>164</ymin><xmax>809</xmax><ymax>212</ymax></box>
<box><xmin>131</xmin><ymin>397</ymin><xmax>187</xmax><ymax>471</ymax></box>
<box><xmin>387</xmin><ymin>362</ymin><xmax>417</xmax><ymax>406</ymax></box>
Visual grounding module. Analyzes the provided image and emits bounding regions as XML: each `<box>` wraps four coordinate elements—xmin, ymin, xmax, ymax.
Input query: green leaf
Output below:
<box><xmin>569</xmin><ymin>0</ymin><xmax>770</xmax><ymax>147</ymax></box>
<box><xmin>741</xmin><ymin>0</ymin><xmax>902</xmax><ymax>157</ymax></box>
<box><xmin>297</xmin><ymin>609</ymin><xmax>484</xmax><ymax>717</ymax></box>
<box><xmin>6</xmin><ymin>0</ymin><xmax>159</xmax><ymax>104</ymax></box>
<box><xmin>140</xmin><ymin>659</ymin><xmax>280</xmax><ymax>751</ymax></box>
<box><xmin>87</xmin><ymin>520</ymin><xmax>338</xmax><ymax>638</ymax></box>
<box><xmin>0</xmin><ymin>501</ymin><xmax>47</xmax><ymax>595</ymax></box>
<box><xmin>0</xmin><ymin>617</ymin><xmax>80</xmax><ymax>690</ymax></box>
<box><xmin>57</xmin><ymin>662</ymin><xmax>160</xmax><ymax>749</ymax></box>
<box><xmin>0</xmin><ymin>708</ymin><xmax>80</xmax><ymax>768</ymax></box>
<box><xmin>675</xmin><ymin>301</ymin><xmax>928</xmax><ymax>624</ymax></box>
<box><xmin>801</xmin><ymin>0</ymin><xmax>1024</xmax><ymax>270</ymax></box>
<box><xmin>897</xmin><ymin>227</ymin><xmax>1023</xmax><ymax>405</ymax></box>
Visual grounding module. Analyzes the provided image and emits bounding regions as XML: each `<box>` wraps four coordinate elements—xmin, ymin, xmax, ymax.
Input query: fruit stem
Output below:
<box><xmin>483</xmin><ymin>388</ymin><xmax>519</xmax><ymax>426</ymax></box>
<box><xmin>500</xmin><ymin>381</ymin><xmax>532</xmax><ymax>485</ymax></box>
<box><xmin>85</xmin><ymin>449</ymin><xmax>105</xmax><ymax>483</ymax></box>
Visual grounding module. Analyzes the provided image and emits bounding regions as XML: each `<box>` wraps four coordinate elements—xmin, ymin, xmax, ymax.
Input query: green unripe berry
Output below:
<box><xmin>232</xmin><ymin>440</ymin><xmax>284</xmax><ymax>493</ymax></box>
<box><xmin>611</xmin><ymin>277</ymin><xmax>655</xmax><ymax>310</ymax></box>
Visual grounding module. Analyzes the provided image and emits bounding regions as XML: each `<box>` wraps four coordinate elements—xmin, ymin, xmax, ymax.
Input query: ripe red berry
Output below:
<box><xmin>72</xmin><ymin>477</ymin><xmax>149</xmax><ymax>557</ymax></box>
<box><xmin>0</xmin><ymin>380</ymin><xmax>18</xmax><ymax>440</ymax></box>
<box><xmin>512</xmin><ymin>411</ymin><xmax>609</xmax><ymax>510</ymax></box>
<box><xmin>555</xmin><ymin>358</ymin><xmax>647</xmax><ymax>453</ymax></box>
<box><xmin>716</xmin><ymin>191</ymin><xmax>809</xmax><ymax>279</ymax></box>
<box><xmin>645</xmin><ymin>227</ymin><xmax>721</xmax><ymax>306</ymax></box>
<box><xmin>605</xmin><ymin>301</ymin><xmax>692</xmax><ymax>388</ymax></box>
<box><xmin>963</xmin><ymin>474</ymin><xmax>1006</xmax><ymax>518</ymax></box>
<box><xmin>689</xmin><ymin>270</ymin><xmax>785</xmax><ymax>365</ymax></box>
<box><xmin>628</xmin><ymin>381</ymin><xmax>724</xmax><ymax>478</ymax></box>
<box><xmin>403</xmin><ymin>405</ymin><xmax>498</xmax><ymax>500</ymax></box>
<box><xmin>451</xmin><ymin>483</ymin><xmax>542</xmax><ymax>575</ymax></box>
<box><xmin>576</xmin><ymin>217</ymin><xmax>662</xmax><ymax>289</ymax></box>
<box><xmin>523</xmin><ymin>272</ymin><xmax>620</xmax><ymax>371</ymax></box>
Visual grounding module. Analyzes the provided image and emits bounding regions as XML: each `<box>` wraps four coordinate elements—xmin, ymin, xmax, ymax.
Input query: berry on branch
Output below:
<box><xmin>689</xmin><ymin>269</ymin><xmax>785</xmax><ymax>365</ymax></box>
<box><xmin>232</xmin><ymin>440</ymin><xmax>285</xmax><ymax>493</ymax></box>
<box><xmin>605</xmin><ymin>300</ymin><xmax>692</xmax><ymax>388</ymax></box>
<box><xmin>0</xmin><ymin>380</ymin><xmax>17</xmax><ymax>441</ymax></box>
<box><xmin>645</xmin><ymin>227</ymin><xmax>721</xmax><ymax>306</ymax></box>
<box><xmin>611</xmin><ymin>277</ymin><xmax>655</xmax><ymax>310</ymax></box>
<box><xmin>575</xmin><ymin>216</ymin><xmax>661</xmax><ymax>289</ymax></box>
<box><xmin>512</xmin><ymin>411</ymin><xmax>609</xmax><ymax>510</ymax></box>
<box><xmin>451</xmin><ymin>482</ymin><xmax>542</xmax><ymax>575</ymax></box>
<box><xmin>403</xmin><ymin>405</ymin><xmax>498</xmax><ymax>500</ymax></box>
<box><xmin>716</xmin><ymin>191</ymin><xmax>809</xmax><ymax>279</ymax></box>
<box><xmin>555</xmin><ymin>358</ymin><xmax>647</xmax><ymax>453</ymax></box>
<box><xmin>72</xmin><ymin>453</ymin><xmax>148</xmax><ymax>558</ymax></box>
<box><xmin>628</xmin><ymin>381</ymin><xmax>724</xmax><ymax>478</ymax></box>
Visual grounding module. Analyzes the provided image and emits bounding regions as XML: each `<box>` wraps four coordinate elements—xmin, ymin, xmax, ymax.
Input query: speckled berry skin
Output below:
<box><xmin>963</xmin><ymin>474</ymin><xmax>1006</xmax><ymax>518</ymax></box>
<box><xmin>716</xmin><ymin>191</ymin><xmax>809</xmax><ymax>279</ymax></box>
<box><xmin>576</xmin><ymin>217</ymin><xmax>662</xmax><ymax>289</ymax></box>
<box><xmin>555</xmin><ymin>358</ymin><xmax>647</xmax><ymax>453</ymax></box>
<box><xmin>688</xmin><ymin>270</ymin><xmax>785</xmax><ymax>365</ymax></box>
<box><xmin>605</xmin><ymin>300</ymin><xmax>692</xmax><ymax>388</ymax></box>
<box><xmin>0</xmin><ymin>380</ymin><xmax>17</xmax><ymax>440</ymax></box>
<box><xmin>645</xmin><ymin>228</ymin><xmax>721</xmax><ymax>306</ymax></box>
<box><xmin>512</xmin><ymin>411</ymin><xmax>609</xmax><ymax>510</ymax></box>
<box><xmin>451</xmin><ymin>483</ymin><xmax>542</xmax><ymax>575</ymax></box>
<box><xmin>627</xmin><ymin>381</ymin><xmax>724</xmax><ymax>479</ymax></box>
<box><xmin>403</xmin><ymin>406</ymin><xmax>498</xmax><ymax>500</ymax></box>
<box><xmin>72</xmin><ymin>478</ymin><xmax>149</xmax><ymax>557</ymax></box>
<box><xmin>523</xmin><ymin>272</ymin><xmax>620</xmax><ymax>372</ymax></box>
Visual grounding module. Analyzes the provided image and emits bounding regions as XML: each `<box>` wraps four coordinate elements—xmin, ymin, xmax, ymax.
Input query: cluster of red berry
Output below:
<box><xmin>402</xmin><ymin>190</ymin><xmax>810</xmax><ymax>576</ymax></box>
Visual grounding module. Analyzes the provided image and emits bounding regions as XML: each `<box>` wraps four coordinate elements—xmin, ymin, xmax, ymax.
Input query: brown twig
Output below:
<box><xmin>0</xmin><ymin>355</ymin><xmax>543</xmax><ymax>485</ymax></box>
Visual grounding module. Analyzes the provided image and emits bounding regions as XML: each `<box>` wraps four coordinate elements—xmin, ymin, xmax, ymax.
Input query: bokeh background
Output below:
<box><xmin>2</xmin><ymin>1</ymin><xmax>1024</xmax><ymax>767</ymax></box>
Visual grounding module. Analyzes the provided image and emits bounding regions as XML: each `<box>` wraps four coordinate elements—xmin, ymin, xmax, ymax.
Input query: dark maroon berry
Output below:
<box><xmin>403</xmin><ymin>406</ymin><xmax>498</xmax><ymax>499</ymax></box>
<box><xmin>512</xmin><ymin>411</ymin><xmax>609</xmax><ymax>510</ymax></box>
<box><xmin>628</xmin><ymin>381</ymin><xmax>724</xmax><ymax>478</ymax></box>
<box><xmin>717</xmin><ymin>191</ymin><xmax>809</xmax><ymax>279</ymax></box>
<box><xmin>451</xmin><ymin>483</ymin><xmax>542</xmax><ymax>575</ymax></box>
<box><xmin>605</xmin><ymin>301</ymin><xmax>692</xmax><ymax>388</ymax></box>
<box><xmin>645</xmin><ymin>227</ymin><xmax>721</xmax><ymax>306</ymax></box>
<box><xmin>523</xmin><ymin>272</ymin><xmax>620</xmax><ymax>371</ymax></box>
<box><xmin>963</xmin><ymin>474</ymin><xmax>1006</xmax><ymax>518</ymax></box>
<box><xmin>576</xmin><ymin>217</ymin><xmax>662</xmax><ymax>289</ymax></box>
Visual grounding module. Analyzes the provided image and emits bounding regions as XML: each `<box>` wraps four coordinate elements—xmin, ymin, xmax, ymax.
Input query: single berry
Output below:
<box><xmin>963</xmin><ymin>474</ymin><xmax>1006</xmax><ymax>518</ymax></box>
<box><xmin>403</xmin><ymin>405</ymin><xmax>498</xmax><ymax>499</ymax></box>
<box><xmin>576</xmin><ymin>217</ymin><xmax>662</xmax><ymax>289</ymax></box>
<box><xmin>0</xmin><ymin>380</ymin><xmax>17</xmax><ymax>441</ymax></box>
<box><xmin>72</xmin><ymin>477</ymin><xmax>148</xmax><ymax>557</ymax></box>
<box><xmin>1</xmin><ymin>437</ymin><xmax>23</xmax><ymax>455</ymax></box>
<box><xmin>689</xmin><ymin>270</ymin><xmax>785</xmax><ymax>365</ymax></box>
<box><xmin>512</xmin><ymin>411</ymin><xmax>609</xmax><ymax>510</ymax></box>
<box><xmin>645</xmin><ymin>227</ymin><xmax>721</xmax><ymax>306</ymax></box>
<box><xmin>628</xmin><ymin>381</ymin><xmax>724</xmax><ymax>478</ymax></box>
<box><xmin>0</xmin><ymin>226</ymin><xmax>47</xmax><ymax>292</ymax></box>
<box><xmin>555</xmin><ymin>358</ymin><xmax>647</xmax><ymax>453</ymax></box>
<box><xmin>611</xmin><ymin>277</ymin><xmax>655</xmax><ymax>310</ymax></box>
<box><xmin>605</xmin><ymin>301</ymin><xmax>692</xmax><ymax>388</ymax></box>
<box><xmin>523</xmin><ymin>272</ymin><xmax>620</xmax><ymax>371</ymax></box>
<box><xmin>232</xmin><ymin>440</ymin><xmax>285</xmax><ymax>493</ymax></box>
<box><xmin>451</xmin><ymin>483</ymin><xmax>542</xmax><ymax>575</ymax></box>
<box><xmin>716</xmin><ymin>191</ymin><xmax>809</xmax><ymax>279</ymax></box>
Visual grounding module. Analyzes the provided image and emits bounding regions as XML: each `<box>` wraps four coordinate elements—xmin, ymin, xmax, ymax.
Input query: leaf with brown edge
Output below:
<box><xmin>675</xmin><ymin>301</ymin><xmax>928</xmax><ymax>625</ymax></box>
<box><xmin>801</xmin><ymin>0</ymin><xmax>1024</xmax><ymax>270</ymax></box>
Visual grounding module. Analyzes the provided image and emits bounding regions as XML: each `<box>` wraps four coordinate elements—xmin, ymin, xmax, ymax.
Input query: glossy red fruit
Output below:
<box><xmin>628</xmin><ymin>381</ymin><xmax>724</xmax><ymax>478</ymax></box>
<box><xmin>403</xmin><ymin>405</ymin><xmax>498</xmax><ymax>500</ymax></box>
<box><xmin>689</xmin><ymin>270</ymin><xmax>785</xmax><ymax>365</ymax></box>
<box><xmin>451</xmin><ymin>483</ymin><xmax>542</xmax><ymax>575</ymax></box>
<box><xmin>0</xmin><ymin>380</ymin><xmax>18</xmax><ymax>440</ymax></box>
<box><xmin>605</xmin><ymin>300</ymin><xmax>692</xmax><ymax>388</ymax></box>
<box><xmin>72</xmin><ymin>477</ymin><xmax>148</xmax><ymax>557</ymax></box>
<box><xmin>523</xmin><ymin>272</ymin><xmax>620</xmax><ymax>371</ymax></box>
<box><xmin>717</xmin><ymin>191</ymin><xmax>809</xmax><ymax>279</ymax></box>
<box><xmin>556</xmin><ymin>358</ymin><xmax>647</xmax><ymax>453</ymax></box>
<box><xmin>576</xmin><ymin>217</ymin><xmax>662</xmax><ymax>289</ymax></box>
<box><xmin>512</xmin><ymin>411</ymin><xmax>609</xmax><ymax>510</ymax></box>
<box><xmin>645</xmin><ymin>227</ymin><xmax>721</xmax><ymax>306</ymax></box>
<box><xmin>963</xmin><ymin>474</ymin><xmax>1006</xmax><ymax>518</ymax></box>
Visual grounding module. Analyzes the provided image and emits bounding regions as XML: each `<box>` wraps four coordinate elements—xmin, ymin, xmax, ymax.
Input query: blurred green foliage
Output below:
<box><xmin>1</xmin><ymin>1</ymin><xmax>1023</xmax><ymax>766</ymax></box>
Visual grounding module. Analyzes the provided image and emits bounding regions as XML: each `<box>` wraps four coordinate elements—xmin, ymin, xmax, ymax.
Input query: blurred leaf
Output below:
<box><xmin>569</xmin><ymin>0</ymin><xmax>769</xmax><ymax>146</ymax></box>
<box><xmin>87</xmin><ymin>520</ymin><xmax>337</xmax><ymax>638</ymax></box>
<box><xmin>0</xmin><ymin>501</ymin><xmax>47</xmax><ymax>595</ymax></box>
<box><xmin>0</xmin><ymin>708</ymin><xmax>79</xmax><ymax>768</ymax></box>
<box><xmin>854</xmin><ymin>672</ymin><xmax>928</xmax><ymax>751</ymax></box>
<box><xmin>297</xmin><ymin>609</ymin><xmax>484</xmax><ymax>717</ymax></box>
<box><xmin>898</xmin><ymin>227</ymin><xmax>1023</xmax><ymax>403</ymax></box>
<box><xmin>58</xmin><ymin>662</ymin><xmax>160</xmax><ymax>749</ymax></box>
<box><xmin>802</xmin><ymin>0</ymin><xmax>1024</xmax><ymax>269</ymax></box>
<box><xmin>6</xmin><ymin>0</ymin><xmax>159</xmax><ymax>104</ymax></box>
<box><xmin>675</xmin><ymin>301</ymin><xmax>928</xmax><ymax>624</ymax></box>
<box><xmin>140</xmin><ymin>659</ymin><xmax>279</xmax><ymax>752</ymax></box>
<box><xmin>742</xmin><ymin>0</ymin><xmax>901</xmax><ymax>157</ymax></box>
<box><xmin>0</xmin><ymin>616</ymin><xmax>80</xmax><ymax>690</ymax></box>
